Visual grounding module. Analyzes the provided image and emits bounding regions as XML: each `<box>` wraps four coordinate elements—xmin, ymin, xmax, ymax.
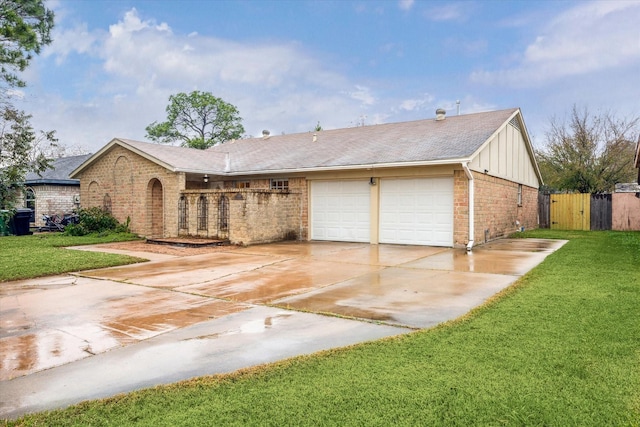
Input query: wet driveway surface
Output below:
<box><xmin>0</xmin><ymin>239</ymin><xmax>566</xmax><ymax>419</ymax></box>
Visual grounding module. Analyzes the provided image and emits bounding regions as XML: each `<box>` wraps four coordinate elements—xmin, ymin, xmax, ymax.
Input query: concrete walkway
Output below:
<box><xmin>0</xmin><ymin>239</ymin><xmax>566</xmax><ymax>419</ymax></box>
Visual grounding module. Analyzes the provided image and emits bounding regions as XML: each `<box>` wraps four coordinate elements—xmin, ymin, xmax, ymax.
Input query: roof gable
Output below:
<box><xmin>70</xmin><ymin>138</ymin><xmax>227</xmax><ymax>178</ymax></box>
<box><xmin>467</xmin><ymin>109</ymin><xmax>543</xmax><ymax>186</ymax></box>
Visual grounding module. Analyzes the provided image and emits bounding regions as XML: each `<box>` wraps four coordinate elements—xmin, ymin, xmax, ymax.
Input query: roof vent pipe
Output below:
<box><xmin>262</xmin><ymin>130</ymin><xmax>270</xmax><ymax>138</ymax></box>
<box><xmin>435</xmin><ymin>108</ymin><xmax>446</xmax><ymax>121</ymax></box>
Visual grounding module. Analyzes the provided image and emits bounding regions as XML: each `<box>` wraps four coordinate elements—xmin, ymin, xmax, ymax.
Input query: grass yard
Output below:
<box><xmin>4</xmin><ymin>230</ymin><xmax>640</xmax><ymax>426</ymax></box>
<box><xmin>0</xmin><ymin>233</ymin><xmax>144</xmax><ymax>282</ymax></box>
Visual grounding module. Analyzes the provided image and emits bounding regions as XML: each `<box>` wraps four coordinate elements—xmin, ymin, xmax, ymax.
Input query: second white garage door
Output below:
<box><xmin>311</xmin><ymin>180</ymin><xmax>370</xmax><ymax>242</ymax></box>
<box><xmin>379</xmin><ymin>177</ymin><xmax>454</xmax><ymax>246</ymax></box>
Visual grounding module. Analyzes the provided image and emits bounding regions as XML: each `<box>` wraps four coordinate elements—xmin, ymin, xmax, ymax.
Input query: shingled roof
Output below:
<box><xmin>210</xmin><ymin>108</ymin><xmax>520</xmax><ymax>174</ymax></box>
<box><xmin>72</xmin><ymin>108</ymin><xmax>531</xmax><ymax>178</ymax></box>
<box><xmin>25</xmin><ymin>154</ymin><xmax>92</xmax><ymax>185</ymax></box>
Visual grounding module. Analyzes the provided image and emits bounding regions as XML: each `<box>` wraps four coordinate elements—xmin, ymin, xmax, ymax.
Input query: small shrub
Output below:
<box><xmin>64</xmin><ymin>207</ymin><xmax>125</xmax><ymax>236</ymax></box>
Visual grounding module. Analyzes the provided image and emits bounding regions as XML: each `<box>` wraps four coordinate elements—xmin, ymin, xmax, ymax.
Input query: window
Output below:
<box><xmin>178</xmin><ymin>195</ymin><xmax>188</xmax><ymax>229</ymax></box>
<box><xmin>236</xmin><ymin>181</ymin><xmax>250</xmax><ymax>189</ymax></box>
<box><xmin>517</xmin><ymin>184</ymin><xmax>523</xmax><ymax>206</ymax></box>
<box><xmin>25</xmin><ymin>188</ymin><xmax>35</xmax><ymax>222</ymax></box>
<box><xmin>197</xmin><ymin>195</ymin><xmax>208</xmax><ymax>231</ymax></box>
<box><xmin>218</xmin><ymin>195</ymin><xmax>229</xmax><ymax>231</ymax></box>
<box><xmin>270</xmin><ymin>178</ymin><xmax>289</xmax><ymax>190</ymax></box>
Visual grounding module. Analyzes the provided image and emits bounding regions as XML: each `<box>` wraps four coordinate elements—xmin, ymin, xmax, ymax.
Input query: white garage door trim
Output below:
<box><xmin>379</xmin><ymin>177</ymin><xmax>453</xmax><ymax>246</ymax></box>
<box><xmin>311</xmin><ymin>180</ymin><xmax>370</xmax><ymax>242</ymax></box>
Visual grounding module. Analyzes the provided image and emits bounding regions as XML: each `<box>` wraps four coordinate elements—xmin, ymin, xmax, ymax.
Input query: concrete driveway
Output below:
<box><xmin>0</xmin><ymin>239</ymin><xmax>565</xmax><ymax>419</ymax></box>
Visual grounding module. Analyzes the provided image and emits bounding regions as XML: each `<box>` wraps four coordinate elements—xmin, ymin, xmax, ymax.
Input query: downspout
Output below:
<box><xmin>462</xmin><ymin>163</ymin><xmax>474</xmax><ymax>252</ymax></box>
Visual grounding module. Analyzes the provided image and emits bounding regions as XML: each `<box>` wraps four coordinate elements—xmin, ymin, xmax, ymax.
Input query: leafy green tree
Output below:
<box><xmin>536</xmin><ymin>106</ymin><xmax>639</xmax><ymax>193</ymax></box>
<box><xmin>0</xmin><ymin>107</ymin><xmax>55</xmax><ymax>209</ymax></box>
<box><xmin>0</xmin><ymin>0</ymin><xmax>54</xmax><ymax>89</ymax></box>
<box><xmin>146</xmin><ymin>91</ymin><xmax>245</xmax><ymax>149</ymax></box>
<box><xmin>0</xmin><ymin>0</ymin><xmax>55</xmax><ymax>216</ymax></box>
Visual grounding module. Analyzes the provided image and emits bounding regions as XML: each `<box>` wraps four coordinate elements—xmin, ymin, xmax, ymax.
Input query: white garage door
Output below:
<box><xmin>311</xmin><ymin>180</ymin><xmax>370</xmax><ymax>242</ymax></box>
<box><xmin>379</xmin><ymin>177</ymin><xmax>453</xmax><ymax>246</ymax></box>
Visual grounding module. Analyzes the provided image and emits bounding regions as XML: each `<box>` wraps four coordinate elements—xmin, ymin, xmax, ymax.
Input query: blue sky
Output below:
<box><xmin>13</xmin><ymin>0</ymin><xmax>640</xmax><ymax>153</ymax></box>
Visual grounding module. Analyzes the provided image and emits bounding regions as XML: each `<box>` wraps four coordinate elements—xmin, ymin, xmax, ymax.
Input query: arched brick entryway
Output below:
<box><xmin>147</xmin><ymin>179</ymin><xmax>163</xmax><ymax>238</ymax></box>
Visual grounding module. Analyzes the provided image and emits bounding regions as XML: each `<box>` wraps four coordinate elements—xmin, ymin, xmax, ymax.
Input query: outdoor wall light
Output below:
<box><xmin>370</xmin><ymin>177</ymin><xmax>377</xmax><ymax>185</ymax></box>
<box><xmin>203</xmin><ymin>174</ymin><xmax>209</xmax><ymax>183</ymax></box>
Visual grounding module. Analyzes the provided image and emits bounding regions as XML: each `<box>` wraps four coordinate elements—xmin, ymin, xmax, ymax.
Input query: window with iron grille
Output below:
<box><xmin>218</xmin><ymin>195</ymin><xmax>229</xmax><ymax>231</ymax></box>
<box><xmin>270</xmin><ymin>178</ymin><xmax>289</xmax><ymax>190</ymax></box>
<box><xmin>197</xmin><ymin>194</ymin><xmax>208</xmax><ymax>230</ymax></box>
<box><xmin>178</xmin><ymin>195</ymin><xmax>188</xmax><ymax>229</ymax></box>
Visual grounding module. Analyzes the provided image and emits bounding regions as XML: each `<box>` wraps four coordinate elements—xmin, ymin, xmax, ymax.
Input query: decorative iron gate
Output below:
<box><xmin>218</xmin><ymin>195</ymin><xmax>229</xmax><ymax>238</ymax></box>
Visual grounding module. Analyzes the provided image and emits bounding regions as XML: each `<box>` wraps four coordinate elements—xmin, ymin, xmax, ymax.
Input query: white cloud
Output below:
<box><xmin>471</xmin><ymin>1</ymin><xmax>640</xmax><ymax>86</ymax></box>
<box><xmin>43</xmin><ymin>23</ymin><xmax>101</xmax><ymax>64</ymax></box>
<box><xmin>398</xmin><ymin>93</ymin><xmax>434</xmax><ymax>112</ymax></box>
<box><xmin>398</xmin><ymin>0</ymin><xmax>415</xmax><ymax>11</ymax></box>
<box><xmin>425</xmin><ymin>3</ymin><xmax>469</xmax><ymax>22</ymax></box>
<box><xmin>347</xmin><ymin>85</ymin><xmax>377</xmax><ymax>106</ymax></box>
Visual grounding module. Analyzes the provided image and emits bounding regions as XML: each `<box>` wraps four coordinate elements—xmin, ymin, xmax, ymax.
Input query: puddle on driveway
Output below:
<box><xmin>183</xmin><ymin>313</ymin><xmax>294</xmax><ymax>341</ymax></box>
<box><xmin>479</xmin><ymin>238</ymin><xmax>567</xmax><ymax>253</ymax></box>
<box><xmin>79</xmin><ymin>252</ymin><xmax>284</xmax><ymax>288</ymax></box>
<box><xmin>233</xmin><ymin>241</ymin><xmax>368</xmax><ymax>257</ymax></box>
<box><xmin>402</xmin><ymin>249</ymin><xmax>548</xmax><ymax>276</ymax></box>
<box><xmin>0</xmin><ymin>278</ymin><xmax>248</xmax><ymax>380</ymax></box>
<box><xmin>310</xmin><ymin>244</ymin><xmax>447</xmax><ymax>266</ymax></box>
<box><xmin>177</xmin><ymin>258</ymin><xmax>383</xmax><ymax>303</ymax></box>
<box><xmin>0</xmin><ymin>276</ymin><xmax>78</xmax><ymax>297</ymax></box>
<box><xmin>275</xmin><ymin>267</ymin><xmax>518</xmax><ymax>328</ymax></box>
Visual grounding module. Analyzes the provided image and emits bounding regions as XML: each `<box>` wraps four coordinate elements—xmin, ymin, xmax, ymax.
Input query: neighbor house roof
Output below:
<box><xmin>25</xmin><ymin>154</ymin><xmax>92</xmax><ymax>186</ymax></box>
<box><xmin>71</xmin><ymin>108</ymin><xmax>542</xmax><ymax>183</ymax></box>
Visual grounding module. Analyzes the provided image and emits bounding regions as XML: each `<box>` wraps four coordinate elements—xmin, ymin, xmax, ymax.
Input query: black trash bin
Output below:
<box><xmin>10</xmin><ymin>208</ymin><xmax>33</xmax><ymax>236</ymax></box>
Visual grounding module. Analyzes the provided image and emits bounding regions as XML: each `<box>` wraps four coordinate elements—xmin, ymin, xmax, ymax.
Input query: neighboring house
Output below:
<box><xmin>24</xmin><ymin>154</ymin><xmax>92</xmax><ymax>227</ymax></box>
<box><xmin>71</xmin><ymin>108</ymin><xmax>542</xmax><ymax>248</ymax></box>
<box><xmin>612</xmin><ymin>183</ymin><xmax>640</xmax><ymax>231</ymax></box>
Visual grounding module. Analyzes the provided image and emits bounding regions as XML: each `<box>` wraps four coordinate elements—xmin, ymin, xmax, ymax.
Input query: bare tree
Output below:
<box><xmin>536</xmin><ymin>105</ymin><xmax>639</xmax><ymax>193</ymax></box>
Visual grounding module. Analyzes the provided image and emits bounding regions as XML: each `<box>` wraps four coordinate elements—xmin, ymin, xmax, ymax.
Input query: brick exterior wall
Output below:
<box><xmin>181</xmin><ymin>185</ymin><xmax>304</xmax><ymax>245</ymax></box>
<box><xmin>452</xmin><ymin>170</ymin><xmax>469</xmax><ymax>247</ymax></box>
<box><xmin>22</xmin><ymin>185</ymin><xmax>80</xmax><ymax>227</ymax></box>
<box><xmin>472</xmin><ymin>171</ymin><xmax>538</xmax><ymax>244</ymax></box>
<box><xmin>453</xmin><ymin>170</ymin><xmax>538</xmax><ymax>247</ymax></box>
<box><xmin>77</xmin><ymin>145</ymin><xmax>182</xmax><ymax>237</ymax></box>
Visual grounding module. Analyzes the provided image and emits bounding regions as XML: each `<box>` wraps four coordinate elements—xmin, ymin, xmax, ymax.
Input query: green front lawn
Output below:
<box><xmin>4</xmin><ymin>230</ymin><xmax>640</xmax><ymax>426</ymax></box>
<box><xmin>0</xmin><ymin>233</ymin><xmax>144</xmax><ymax>282</ymax></box>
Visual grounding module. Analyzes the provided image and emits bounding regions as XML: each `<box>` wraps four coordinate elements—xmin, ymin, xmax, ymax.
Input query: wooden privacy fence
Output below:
<box><xmin>538</xmin><ymin>193</ymin><xmax>620</xmax><ymax>231</ymax></box>
<box><xmin>590</xmin><ymin>194</ymin><xmax>612</xmax><ymax>231</ymax></box>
